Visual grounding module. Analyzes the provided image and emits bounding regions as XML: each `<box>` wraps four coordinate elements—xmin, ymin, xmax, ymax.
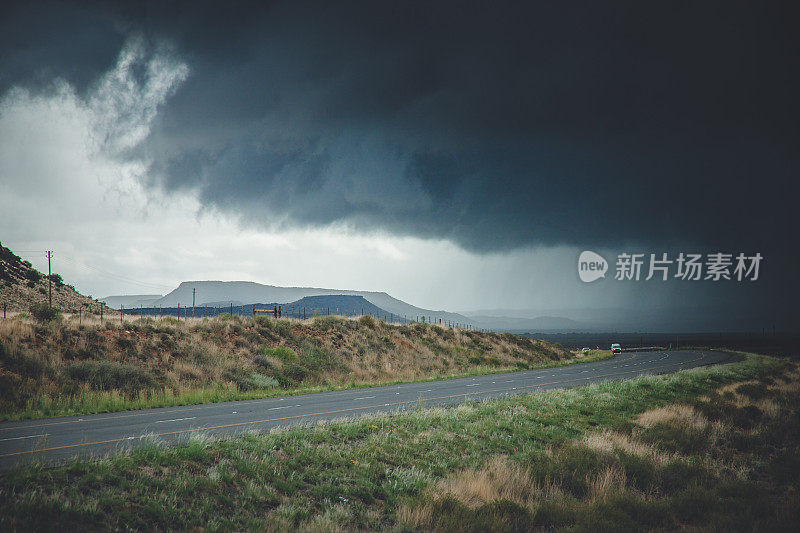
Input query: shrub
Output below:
<box><xmin>254</xmin><ymin>316</ymin><xmax>274</xmax><ymax>327</ymax></box>
<box><xmin>251</xmin><ymin>373</ymin><xmax>279</xmax><ymax>389</ymax></box>
<box><xmin>259</xmin><ymin>346</ymin><xmax>298</xmax><ymax>362</ymax></box>
<box><xmin>253</xmin><ymin>355</ymin><xmax>272</xmax><ymax>370</ymax></box>
<box><xmin>66</xmin><ymin>360</ymin><xmax>157</xmax><ymax>395</ymax></box>
<box><xmin>0</xmin><ymin>345</ymin><xmax>46</xmax><ymax>378</ymax></box>
<box><xmin>48</xmin><ymin>273</ymin><xmax>64</xmax><ymax>286</ymax></box>
<box><xmin>468</xmin><ymin>356</ymin><xmax>484</xmax><ymax>366</ymax></box>
<box><xmin>0</xmin><ymin>369</ymin><xmax>24</xmax><ymax>405</ymax></box>
<box><xmin>312</xmin><ymin>315</ymin><xmax>346</xmax><ymax>331</ymax></box>
<box><xmin>223</xmin><ymin>367</ymin><xmax>255</xmax><ymax>391</ymax></box>
<box><xmin>272</xmin><ymin>320</ymin><xmax>296</xmax><ymax>340</ymax></box>
<box><xmin>359</xmin><ymin>315</ymin><xmax>376</xmax><ymax>328</ymax></box>
<box><xmin>62</xmin><ymin>347</ymin><xmax>93</xmax><ymax>361</ymax></box>
<box><xmin>223</xmin><ymin>368</ymin><xmax>280</xmax><ymax>391</ymax></box>
<box><xmin>116</xmin><ymin>337</ymin><xmax>136</xmax><ymax>350</ymax></box>
<box><xmin>300</xmin><ymin>344</ymin><xmax>338</xmax><ymax>372</ymax></box>
<box><xmin>283</xmin><ymin>363</ymin><xmax>309</xmax><ymax>384</ymax></box>
<box><xmin>30</xmin><ymin>302</ymin><xmax>60</xmax><ymax>322</ymax></box>
<box><xmin>24</xmin><ymin>269</ymin><xmax>42</xmax><ymax>283</ymax></box>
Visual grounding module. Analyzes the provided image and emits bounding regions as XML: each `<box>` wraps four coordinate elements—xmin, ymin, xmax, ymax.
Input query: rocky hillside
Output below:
<box><xmin>0</xmin><ymin>243</ymin><xmax>102</xmax><ymax>314</ymax></box>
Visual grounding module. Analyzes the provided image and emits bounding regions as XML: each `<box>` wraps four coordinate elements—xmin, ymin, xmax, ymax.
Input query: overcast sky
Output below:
<box><xmin>1</xmin><ymin>2</ymin><xmax>797</xmax><ymax>330</ymax></box>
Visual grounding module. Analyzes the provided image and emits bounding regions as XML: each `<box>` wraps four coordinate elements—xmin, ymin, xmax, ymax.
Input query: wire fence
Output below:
<box><xmin>112</xmin><ymin>303</ymin><xmax>478</xmax><ymax>330</ymax></box>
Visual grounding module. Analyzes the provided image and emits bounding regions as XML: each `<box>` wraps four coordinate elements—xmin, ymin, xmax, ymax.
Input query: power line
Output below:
<box><xmin>55</xmin><ymin>254</ymin><xmax>174</xmax><ymax>291</ymax></box>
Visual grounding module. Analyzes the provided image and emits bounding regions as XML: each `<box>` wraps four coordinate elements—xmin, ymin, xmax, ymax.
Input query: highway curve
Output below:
<box><xmin>0</xmin><ymin>349</ymin><xmax>738</xmax><ymax>471</ymax></box>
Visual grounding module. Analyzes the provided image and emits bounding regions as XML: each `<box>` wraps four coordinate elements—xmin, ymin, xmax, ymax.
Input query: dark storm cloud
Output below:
<box><xmin>2</xmin><ymin>1</ymin><xmax>798</xmax><ymax>260</ymax></box>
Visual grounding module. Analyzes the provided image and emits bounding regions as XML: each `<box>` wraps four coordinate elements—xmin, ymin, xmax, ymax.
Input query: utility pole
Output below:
<box><xmin>192</xmin><ymin>288</ymin><xmax>196</xmax><ymax>319</ymax></box>
<box><xmin>46</xmin><ymin>251</ymin><xmax>53</xmax><ymax>308</ymax></box>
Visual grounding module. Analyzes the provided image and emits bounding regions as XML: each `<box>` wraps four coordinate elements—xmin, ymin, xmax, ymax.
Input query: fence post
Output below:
<box><xmin>120</xmin><ymin>305</ymin><xmax>123</xmax><ymax>326</ymax></box>
<box><xmin>3</xmin><ymin>302</ymin><xmax>5</xmax><ymax>319</ymax></box>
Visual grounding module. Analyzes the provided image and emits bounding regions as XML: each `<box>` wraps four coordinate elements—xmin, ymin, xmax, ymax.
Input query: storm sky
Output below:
<box><xmin>1</xmin><ymin>1</ymin><xmax>797</xmax><ymax>331</ymax></box>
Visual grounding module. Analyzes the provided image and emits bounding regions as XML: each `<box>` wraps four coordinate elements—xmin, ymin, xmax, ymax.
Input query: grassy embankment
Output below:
<box><xmin>0</xmin><ymin>313</ymin><xmax>597</xmax><ymax>421</ymax></box>
<box><xmin>1</xmin><ymin>352</ymin><xmax>797</xmax><ymax>530</ymax></box>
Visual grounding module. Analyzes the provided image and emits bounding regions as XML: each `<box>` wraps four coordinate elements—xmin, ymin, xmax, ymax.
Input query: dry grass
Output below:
<box><xmin>398</xmin><ymin>456</ymin><xmax>563</xmax><ymax>527</ymax></box>
<box><xmin>396</xmin><ymin>503</ymin><xmax>433</xmax><ymax>529</ymax></box>
<box><xmin>435</xmin><ymin>457</ymin><xmax>539</xmax><ymax>508</ymax></box>
<box><xmin>636</xmin><ymin>403</ymin><xmax>708</xmax><ymax>430</ymax></box>
<box><xmin>712</xmin><ymin>372</ymin><xmax>799</xmax><ymax>418</ymax></box>
<box><xmin>772</xmin><ymin>367</ymin><xmax>800</xmax><ymax>392</ymax></box>
<box><xmin>587</xmin><ymin>465</ymin><xmax>627</xmax><ymax>501</ymax></box>
<box><xmin>584</xmin><ymin>429</ymin><xmax>678</xmax><ymax>466</ymax></box>
<box><xmin>0</xmin><ymin>319</ymin><xmax>33</xmax><ymax>346</ymax></box>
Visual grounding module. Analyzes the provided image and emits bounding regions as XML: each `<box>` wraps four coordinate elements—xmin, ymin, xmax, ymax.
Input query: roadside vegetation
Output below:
<box><xmin>0</xmin><ymin>353</ymin><xmax>796</xmax><ymax>530</ymax></box>
<box><xmin>0</xmin><ymin>313</ymin><xmax>582</xmax><ymax>421</ymax></box>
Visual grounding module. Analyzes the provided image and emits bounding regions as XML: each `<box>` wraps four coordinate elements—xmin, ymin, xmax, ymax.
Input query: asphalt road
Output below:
<box><xmin>0</xmin><ymin>349</ymin><xmax>738</xmax><ymax>471</ymax></box>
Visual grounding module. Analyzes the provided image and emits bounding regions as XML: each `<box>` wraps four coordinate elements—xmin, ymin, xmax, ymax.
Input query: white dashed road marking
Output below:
<box><xmin>154</xmin><ymin>417</ymin><xmax>196</xmax><ymax>424</ymax></box>
<box><xmin>0</xmin><ymin>434</ymin><xmax>46</xmax><ymax>442</ymax></box>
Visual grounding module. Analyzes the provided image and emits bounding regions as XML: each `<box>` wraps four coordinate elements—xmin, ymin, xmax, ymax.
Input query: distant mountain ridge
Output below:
<box><xmin>105</xmin><ymin>281</ymin><xmax>474</xmax><ymax>326</ymax></box>
<box><xmin>283</xmin><ymin>295</ymin><xmax>405</xmax><ymax>321</ymax></box>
